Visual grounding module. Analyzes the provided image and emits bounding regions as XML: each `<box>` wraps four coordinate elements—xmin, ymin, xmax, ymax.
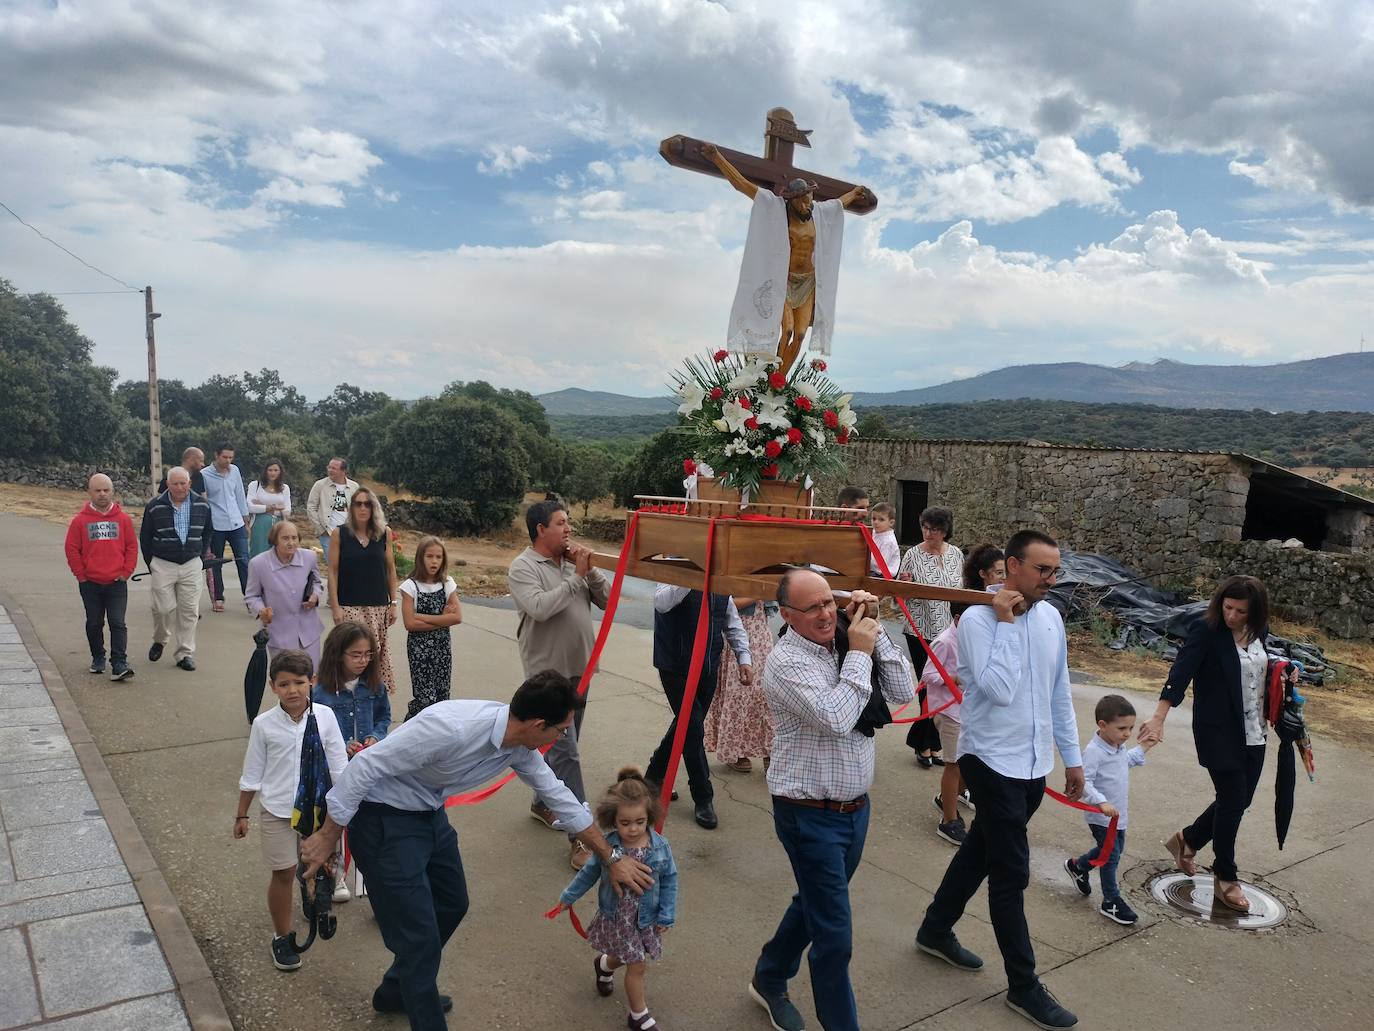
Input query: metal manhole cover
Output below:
<box><xmin>1148</xmin><ymin>872</ymin><xmax>1288</xmax><ymax>929</ymax></box>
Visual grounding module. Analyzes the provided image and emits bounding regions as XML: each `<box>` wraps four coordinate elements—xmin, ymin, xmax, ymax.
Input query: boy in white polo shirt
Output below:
<box><xmin>234</xmin><ymin>650</ymin><xmax>347</xmax><ymax>970</ymax></box>
<box><xmin>1063</xmin><ymin>694</ymin><xmax>1157</xmax><ymax>925</ymax></box>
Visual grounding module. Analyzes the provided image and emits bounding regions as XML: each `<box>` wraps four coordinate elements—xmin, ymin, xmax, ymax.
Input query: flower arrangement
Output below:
<box><xmin>671</xmin><ymin>350</ymin><xmax>857</xmax><ymax>496</ymax></box>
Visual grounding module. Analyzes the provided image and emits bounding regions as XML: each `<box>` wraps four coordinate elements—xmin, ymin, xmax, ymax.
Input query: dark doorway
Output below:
<box><xmin>1242</xmin><ymin>475</ymin><xmax>1328</xmax><ymax>549</ymax></box>
<box><xmin>899</xmin><ymin>480</ymin><xmax>930</xmax><ymax>546</ymax></box>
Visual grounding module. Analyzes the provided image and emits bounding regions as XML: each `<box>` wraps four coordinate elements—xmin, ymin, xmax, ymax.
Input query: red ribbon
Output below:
<box><xmin>543</xmin><ymin>903</ymin><xmax>589</xmax><ymax>939</ymax></box>
<box><xmin>1044</xmin><ymin>787</ymin><xmax>1119</xmax><ymax>868</ymax></box>
<box><xmin>444</xmin><ymin>513</ymin><xmax>641</xmax><ymax>808</ymax></box>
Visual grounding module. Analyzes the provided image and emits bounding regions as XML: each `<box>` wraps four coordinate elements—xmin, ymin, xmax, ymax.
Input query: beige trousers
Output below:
<box><xmin>149</xmin><ymin>556</ymin><xmax>202</xmax><ymax>661</ymax></box>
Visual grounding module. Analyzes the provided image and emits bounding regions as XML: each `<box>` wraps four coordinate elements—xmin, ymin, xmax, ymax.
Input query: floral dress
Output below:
<box><xmin>586</xmin><ymin>845</ymin><xmax>663</xmax><ymax>963</ymax></box>
<box><xmin>401</xmin><ymin>577</ymin><xmax>455</xmax><ymax>720</ymax></box>
<box><xmin>898</xmin><ymin>543</ymin><xmax>964</xmax><ymax>752</ymax></box>
<box><xmin>705</xmin><ymin>604</ymin><xmax>775</xmax><ymax>763</ymax></box>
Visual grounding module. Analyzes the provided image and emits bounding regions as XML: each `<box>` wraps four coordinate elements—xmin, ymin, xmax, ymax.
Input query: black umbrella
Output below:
<box><xmin>1271</xmin><ymin>660</ymin><xmax>1314</xmax><ymax>849</ymax></box>
<box><xmin>289</xmin><ymin>709</ymin><xmax>337</xmax><ymax>952</ymax></box>
<box><xmin>244</xmin><ymin>627</ymin><xmax>270</xmax><ymax>725</ymax></box>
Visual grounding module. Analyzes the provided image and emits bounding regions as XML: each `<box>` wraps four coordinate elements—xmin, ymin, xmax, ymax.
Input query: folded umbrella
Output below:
<box><xmin>289</xmin><ymin>708</ymin><xmax>337</xmax><ymax>952</ymax></box>
<box><xmin>244</xmin><ymin>628</ymin><xmax>271</xmax><ymax>725</ymax></box>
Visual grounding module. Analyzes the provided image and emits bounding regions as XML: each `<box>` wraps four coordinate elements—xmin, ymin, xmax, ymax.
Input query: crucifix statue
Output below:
<box><xmin>661</xmin><ymin>107</ymin><xmax>876</xmax><ymax>372</ymax></box>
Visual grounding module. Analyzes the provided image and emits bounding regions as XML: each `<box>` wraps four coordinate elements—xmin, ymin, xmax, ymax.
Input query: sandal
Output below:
<box><xmin>627</xmin><ymin>1011</ymin><xmax>661</xmax><ymax>1030</ymax></box>
<box><xmin>593</xmin><ymin>954</ymin><xmax>614</xmax><ymax>997</ymax></box>
<box><xmin>1164</xmin><ymin>830</ymin><xmax>1197</xmax><ymax>876</ymax></box>
<box><xmin>1214</xmin><ymin>876</ymin><xmax>1251</xmax><ymax>913</ymax></box>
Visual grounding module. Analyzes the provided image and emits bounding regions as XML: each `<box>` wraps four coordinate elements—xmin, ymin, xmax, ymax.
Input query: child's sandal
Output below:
<box><xmin>627</xmin><ymin>1011</ymin><xmax>661</xmax><ymax>1030</ymax></box>
<box><xmin>594</xmin><ymin>954</ymin><xmax>615</xmax><ymax>997</ymax></box>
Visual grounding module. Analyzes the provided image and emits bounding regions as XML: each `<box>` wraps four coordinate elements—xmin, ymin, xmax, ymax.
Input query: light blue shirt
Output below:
<box><xmin>170</xmin><ymin>494</ymin><xmax>191</xmax><ymax>544</ymax></box>
<box><xmin>1078</xmin><ymin>734</ymin><xmax>1147</xmax><ymax>828</ymax></box>
<box><xmin>201</xmin><ymin>463</ymin><xmax>249</xmax><ymax>531</ymax></box>
<box><xmin>955</xmin><ymin>600</ymin><xmax>1083</xmax><ymax>780</ymax></box>
<box><xmin>325</xmin><ymin>699</ymin><xmax>593</xmax><ymax>832</ymax></box>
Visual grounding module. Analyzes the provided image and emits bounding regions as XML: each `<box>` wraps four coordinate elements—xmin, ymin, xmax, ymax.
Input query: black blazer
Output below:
<box><xmin>1161</xmin><ymin>617</ymin><xmax>1268</xmax><ymax>772</ymax></box>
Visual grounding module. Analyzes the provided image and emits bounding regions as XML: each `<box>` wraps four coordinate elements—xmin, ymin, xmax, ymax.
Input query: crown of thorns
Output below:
<box><xmin>778</xmin><ymin>177</ymin><xmax>818</xmax><ymax>199</ymax></box>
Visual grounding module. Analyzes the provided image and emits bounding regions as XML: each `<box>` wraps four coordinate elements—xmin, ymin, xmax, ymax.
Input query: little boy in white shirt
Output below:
<box><xmin>868</xmin><ymin>502</ymin><xmax>901</xmax><ymax>577</ymax></box>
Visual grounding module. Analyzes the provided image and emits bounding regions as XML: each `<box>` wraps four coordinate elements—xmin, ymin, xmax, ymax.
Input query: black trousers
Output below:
<box><xmin>903</xmin><ymin>635</ymin><xmax>943</xmax><ymax>754</ymax></box>
<box><xmin>1183</xmin><ymin>743</ymin><xmax>1266</xmax><ymax>882</ymax></box>
<box><xmin>646</xmin><ymin>668</ymin><xmax>718</xmax><ymax>804</ymax></box>
<box><xmin>350</xmin><ymin>803</ymin><xmax>470</xmax><ymax>1031</ymax></box>
<box><xmin>920</xmin><ymin>755</ymin><xmax>1045</xmax><ymax>993</ymax></box>
<box><xmin>78</xmin><ymin>579</ymin><xmax>128</xmax><ymax>663</ymax></box>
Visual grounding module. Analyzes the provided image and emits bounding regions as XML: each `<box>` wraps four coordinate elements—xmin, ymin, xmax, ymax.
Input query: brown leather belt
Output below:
<box><xmin>773</xmin><ymin>794</ymin><xmax>868</xmax><ymax>814</ymax></box>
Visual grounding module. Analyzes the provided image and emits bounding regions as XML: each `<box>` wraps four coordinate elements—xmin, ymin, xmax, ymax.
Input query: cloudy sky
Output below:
<box><xmin>2</xmin><ymin>0</ymin><xmax>1372</xmax><ymax>399</ymax></box>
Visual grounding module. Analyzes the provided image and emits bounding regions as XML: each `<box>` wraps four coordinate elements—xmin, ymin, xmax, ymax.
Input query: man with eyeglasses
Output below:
<box><xmin>747</xmin><ymin>569</ymin><xmax>912</xmax><ymax>1031</ymax></box>
<box><xmin>915</xmin><ymin>529</ymin><xmax>1086</xmax><ymax>1031</ymax></box>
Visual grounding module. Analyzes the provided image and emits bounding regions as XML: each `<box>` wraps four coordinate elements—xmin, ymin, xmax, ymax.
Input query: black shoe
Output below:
<box><xmin>148</xmin><ymin>642</ymin><xmax>163</xmax><ymax>662</ymax></box>
<box><xmin>372</xmin><ymin>987</ymin><xmax>453</xmax><ymax>1013</ymax></box>
<box><xmin>915</xmin><ymin>927</ymin><xmax>983</xmax><ymax>970</ymax></box>
<box><xmin>748</xmin><ymin>976</ymin><xmax>805</xmax><ymax>1031</ymax></box>
<box><xmin>89</xmin><ymin>656</ymin><xmax>106</xmax><ymax>674</ymax></box>
<box><xmin>671</xmin><ymin>790</ymin><xmax>679</xmax><ymax>802</ymax></box>
<box><xmin>271</xmin><ymin>935</ymin><xmax>301</xmax><ymax>972</ymax></box>
<box><xmin>1064</xmin><ymin>857</ymin><xmax>1091</xmax><ymax>897</ymax></box>
<box><xmin>1100</xmin><ymin>896</ymin><xmax>1138</xmax><ymax>925</ymax></box>
<box><xmin>175</xmin><ymin>656</ymin><xmax>196</xmax><ymax>671</ymax></box>
<box><xmin>1006</xmin><ymin>984</ymin><xmax>1077</xmax><ymax>1029</ymax></box>
<box><xmin>916</xmin><ymin>754</ymin><xmax>933</xmax><ymax>769</ymax></box>
<box><xmin>694</xmin><ymin>800</ymin><xmax>718</xmax><ymax>830</ymax></box>
<box><xmin>936</xmin><ymin>818</ymin><xmax>967</xmax><ymax>846</ymax></box>
<box><xmin>930</xmin><ymin>753</ymin><xmax>946</xmax><ymax>766</ymax></box>
<box><xmin>110</xmin><ymin>663</ymin><xmax>134</xmax><ymax>682</ymax></box>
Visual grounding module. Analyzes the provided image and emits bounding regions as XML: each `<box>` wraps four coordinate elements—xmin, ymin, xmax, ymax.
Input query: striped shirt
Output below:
<box><xmin>763</xmin><ymin>627</ymin><xmax>913</xmax><ymax>802</ymax></box>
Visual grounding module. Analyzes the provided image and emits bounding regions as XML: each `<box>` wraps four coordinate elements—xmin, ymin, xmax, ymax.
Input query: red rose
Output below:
<box><xmin>761</xmin><ymin>463</ymin><xmax>779</xmax><ymax>479</ymax></box>
<box><xmin>737</xmin><ymin>395</ymin><xmax>751</xmax><ymax>410</ymax></box>
<box><xmin>764</xmin><ymin>440</ymin><xmax>783</xmax><ymax>458</ymax></box>
<box><xmin>768</xmin><ymin>371</ymin><xmax>787</xmax><ymax>389</ymax></box>
<box><xmin>794</xmin><ymin>395</ymin><xmax>813</xmax><ymax>411</ymax></box>
<box><xmin>837</xmin><ymin>430</ymin><xmax>851</xmax><ymax>445</ymax></box>
<box><xmin>744</xmin><ymin>416</ymin><xmax>759</xmax><ymax>430</ymax></box>
<box><xmin>683</xmin><ymin>458</ymin><xmax>697</xmax><ymax>475</ymax></box>
<box><xmin>708</xmin><ymin>386</ymin><xmax>724</xmax><ymax>400</ymax></box>
<box><xmin>823</xmin><ymin>409</ymin><xmax>839</xmax><ymax>428</ymax></box>
<box><xmin>786</xmin><ymin>427</ymin><xmax>803</xmax><ymax>445</ymax></box>
<box><xmin>713</xmin><ymin>349</ymin><xmax>729</xmax><ymax>363</ymax></box>
<box><xmin>810</xmin><ymin>358</ymin><xmax>828</xmax><ymax>371</ymax></box>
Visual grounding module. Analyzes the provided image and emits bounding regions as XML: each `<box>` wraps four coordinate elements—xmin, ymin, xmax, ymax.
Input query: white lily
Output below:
<box><xmin>755</xmin><ymin>395</ymin><xmax>793</xmax><ymax>430</ymax></box>
<box><xmin>837</xmin><ymin>405</ymin><xmax>858</xmax><ymax>431</ymax></box>
<box><xmin>712</xmin><ymin>418</ymin><xmax>730</xmax><ymax>432</ymax></box>
<box><xmin>727</xmin><ymin>359</ymin><xmax>767</xmax><ymax>391</ymax></box>
<box><xmin>677</xmin><ymin>381</ymin><xmax>705</xmax><ymax>415</ymax></box>
<box><xmin>809</xmin><ymin>426</ymin><xmax>828</xmax><ymax>449</ymax></box>
<box><xmin>794</xmin><ymin>379</ymin><xmax>820</xmax><ymax>403</ymax></box>
<box><xmin>718</xmin><ymin>397</ymin><xmax>752</xmax><ymax>434</ymax></box>
<box><xmin>838</xmin><ymin>393</ymin><xmax>853</xmax><ymax>407</ymax></box>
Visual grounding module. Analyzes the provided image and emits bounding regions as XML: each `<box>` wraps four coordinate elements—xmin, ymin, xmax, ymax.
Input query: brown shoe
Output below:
<box><xmin>593</xmin><ymin>954</ymin><xmax>614</xmax><ymax>997</ymax></box>
<box><xmin>1165</xmin><ymin>830</ymin><xmax>1197</xmax><ymax>876</ymax></box>
<box><xmin>570</xmin><ymin>840</ymin><xmax>592</xmax><ymax>871</ymax></box>
<box><xmin>530</xmin><ymin>802</ymin><xmax>557</xmax><ymax>830</ymax></box>
<box><xmin>725</xmin><ymin>758</ymin><xmax>752</xmax><ymax>773</ymax></box>
<box><xmin>1214</xmin><ymin>876</ymin><xmax>1251</xmax><ymax>913</ymax></box>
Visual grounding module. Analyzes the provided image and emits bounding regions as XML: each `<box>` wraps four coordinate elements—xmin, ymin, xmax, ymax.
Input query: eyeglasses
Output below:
<box><xmin>1029</xmin><ymin>563</ymin><xmax>1061</xmax><ymax>580</ymax></box>
<box><xmin>780</xmin><ymin>598</ymin><xmax>837</xmax><ymax>616</ymax></box>
<box><xmin>353</xmin><ymin>500</ymin><xmax>373</xmax><ymax>508</ymax></box>
<box><xmin>344</xmin><ymin>650</ymin><xmax>373</xmax><ymax>660</ymax></box>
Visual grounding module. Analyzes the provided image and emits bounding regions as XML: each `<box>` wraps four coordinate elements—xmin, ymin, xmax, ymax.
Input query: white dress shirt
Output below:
<box><xmin>653</xmin><ymin>585</ymin><xmax>752</xmax><ymax>665</ymax></box>
<box><xmin>764</xmin><ymin>628</ymin><xmax>914</xmax><ymax>801</ymax></box>
<box><xmin>325</xmin><ymin>699</ymin><xmax>593</xmax><ymax>832</ymax></box>
<box><xmin>955</xmin><ymin>600</ymin><xmax>1083</xmax><ymax>779</ymax></box>
<box><xmin>1237</xmin><ymin>638</ymin><xmax>1268</xmax><ymax>746</ymax></box>
<box><xmin>239</xmin><ymin>703</ymin><xmax>348</xmax><ymax>819</ymax></box>
<box><xmin>1077</xmin><ymin>734</ymin><xmax>1146</xmax><ymax>828</ymax></box>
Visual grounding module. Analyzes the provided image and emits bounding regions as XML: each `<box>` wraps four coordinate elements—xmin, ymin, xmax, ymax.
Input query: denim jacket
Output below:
<box><xmin>559</xmin><ymin>829</ymin><xmax>678</xmax><ymax>929</ymax></box>
<box><xmin>310</xmin><ymin>680</ymin><xmax>391</xmax><ymax>745</ymax></box>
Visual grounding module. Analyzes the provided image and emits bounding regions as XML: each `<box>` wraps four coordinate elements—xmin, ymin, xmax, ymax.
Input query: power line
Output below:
<box><xmin>46</xmin><ymin>290</ymin><xmax>145</xmax><ymax>296</ymax></box>
<box><xmin>0</xmin><ymin>200</ymin><xmax>140</xmax><ymax>292</ymax></box>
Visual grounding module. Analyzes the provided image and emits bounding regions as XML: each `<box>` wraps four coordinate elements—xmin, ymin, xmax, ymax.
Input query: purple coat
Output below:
<box><xmin>245</xmin><ymin>547</ymin><xmax>325</xmax><ymax>666</ymax></box>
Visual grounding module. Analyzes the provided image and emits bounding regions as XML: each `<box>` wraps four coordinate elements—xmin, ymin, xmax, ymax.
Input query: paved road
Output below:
<box><xmin>2</xmin><ymin>510</ymin><xmax>1372</xmax><ymax>1030</ymax></box>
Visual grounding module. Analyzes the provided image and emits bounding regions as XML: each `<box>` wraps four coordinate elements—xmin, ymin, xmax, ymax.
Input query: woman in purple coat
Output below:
<box><xmin>244</xmin><ymin>521</ymin><xmax>325</xmax><ymax>673</ymax></box>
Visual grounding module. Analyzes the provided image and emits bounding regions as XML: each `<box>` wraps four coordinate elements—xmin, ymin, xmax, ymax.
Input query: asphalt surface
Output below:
<box><xmin>4</xmin><ymin>510</ymin><xmax>1373</xmax><ymax>1031</ymax></box>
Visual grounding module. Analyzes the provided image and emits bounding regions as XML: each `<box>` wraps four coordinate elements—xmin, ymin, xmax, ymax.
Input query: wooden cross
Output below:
<box><xmin>660</xmin><ymin>106</ymin><xmax>878</xmax><ymax>214</ymax></box>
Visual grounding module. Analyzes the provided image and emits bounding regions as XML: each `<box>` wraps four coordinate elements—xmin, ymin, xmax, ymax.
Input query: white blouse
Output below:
<box><xmin>247</xmin><ymin>481</ymin><xmax>292</xmax><ymax>517</ymax></box>
<box><xmin>399</xmin><ymin>576</ymin><xmax>458</xmax><ymax>601</ymax></box>
<box><xmin>1236</xmin><ymin>637</ymin><xmax>1268</xmax><ymax>746</ymax></box>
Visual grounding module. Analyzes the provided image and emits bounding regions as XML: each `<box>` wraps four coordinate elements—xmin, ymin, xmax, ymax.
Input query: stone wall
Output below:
<box><xmin>0</xmin><ymin>458</ymin><xmax>149</xmax><ymax>504</ymax></box>
<box><xmin>832</xmin><ymin>440</ymin><xmax>1248</xmax><ymax>575</ymax></box>
<box><xmin>1201</xmin><ymin>539</ymin><xmax>1374</xmax><ymax>639</ymax></box>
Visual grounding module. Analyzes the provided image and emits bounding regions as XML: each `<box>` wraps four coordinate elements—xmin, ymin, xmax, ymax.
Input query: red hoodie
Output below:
<box><xmin>65</xmin><ymin>502</ymin><xmax>138</xmax><ymax>584</ymax></box>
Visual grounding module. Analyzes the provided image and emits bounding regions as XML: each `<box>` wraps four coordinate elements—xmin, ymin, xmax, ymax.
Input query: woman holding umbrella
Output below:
<box><xmin>1140</xmin><ymin>574</ymin><xmax>1272</xmax><ymax>913</ymax></box>
<box><xmin>245</xmin><ymin>521</ymin><xmax>325</xmax><ymax>673</ymax></box>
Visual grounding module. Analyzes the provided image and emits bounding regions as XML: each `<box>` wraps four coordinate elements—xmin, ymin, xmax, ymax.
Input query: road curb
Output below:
<box><xmin>0</xmin><ymin>590</ymin><xmax>234</xmax><ymax>1031</ymax></box>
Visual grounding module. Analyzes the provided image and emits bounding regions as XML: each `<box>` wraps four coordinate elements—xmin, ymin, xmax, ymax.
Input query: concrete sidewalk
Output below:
<box><xmin>0</xmin><ymin>601</ymin><xmax>228</xmax><ymax>1030</ymax></box>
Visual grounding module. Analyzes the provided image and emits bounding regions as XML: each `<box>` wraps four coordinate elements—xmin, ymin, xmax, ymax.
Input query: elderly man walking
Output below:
<box><xmin>140</xmin><ymin>467</ymin><xmax>213</xmax><ymax>671</ymax></box>
<box><xmin>64</xmin><ymin>473</ymin><xmax>138</xmax><ymax>680</ymax></box>
<box><xmin>748</xmin><ymin>571</ymin><xmax>913</xmax><ymax>1031</ymax></box>
<box><xmin>202</xmin><ymin>441</ymin><xmax>251</xmax><ymax>612</ymax></box>
<box><xmin>307</xmin><ymin>457</ymin><xmax>359</xmax><ymax>564</ymax></box>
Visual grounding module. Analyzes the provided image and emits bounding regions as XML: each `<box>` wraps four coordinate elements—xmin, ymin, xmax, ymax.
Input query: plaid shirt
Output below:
<box><xmin>763</xmin><ymin>627</ymin><xmax>914</xmax><ymax>802</ymax></box>
<box><xmin>170</xmin><ymin>495</ymin><xmax>192</xmax><ymax>544</ymax></box>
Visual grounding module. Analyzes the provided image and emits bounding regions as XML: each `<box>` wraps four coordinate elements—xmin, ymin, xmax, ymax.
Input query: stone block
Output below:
<box><xmin>0</xmin><ymin>882</ymin><xmax>141</xmax><ymax>931</ymax></box>
<box><xmin>0</xmin><ymin>927</ymin><xmax>41</xmax><ymax>1029</ymax></box>
<box><xmin>28</xmin><ymin>905</ymin><xmax>176</xmax><ymax>1017</ymax></box>
<box><xmin>8</xmin><ymin>818</ymin><xmax>122</xmax><ymax>880</ymax></box>
<box><xmin>1153</xmin><ymin>497</ymin><xmax>1189</xmax><ymax>519</ymax></box>
<box><xmin>0</xmin><ymin>778</ymin><xmax>101</xmax><ymax>830</ymax></box>
<box><xmin>0</xmin><ymin>669</ymin><xmax>41</xmax><ymax>684</ymax></box>
<box><xmin>0</xmin><ymin>725</ymin><xmax>73</xmax><ymax>765</ymax></box>
<box><xmin>35</xmin><ymin>993</ymin><xmax>190</xmax><ymax>1031</ymax></box>
<box><xmin>0</xmin><ymin>864</ymin><xmax>130</xmax><ymax>908</ymax></box>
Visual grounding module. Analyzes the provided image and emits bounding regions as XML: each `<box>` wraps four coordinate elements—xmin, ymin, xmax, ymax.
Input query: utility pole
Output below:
<box><xmin>145</xmin><ymin>287</ymin><xmax>163</xmax><ymax>497</ymax></box>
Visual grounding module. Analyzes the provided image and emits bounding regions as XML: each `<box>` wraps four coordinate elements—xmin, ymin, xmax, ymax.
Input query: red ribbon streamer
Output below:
<box><xmin>544</xmin><ymin>903</ymin><xmax>589</xmax><ymax>939</ymax></box>
<box><xmin>1044</xmin><ymin>787</ymin><xmax>1119</xmax><ymax>868</ymax></box>
<box><xmin>444</xmin><ymin>513</ymin><xmax>641</xmax><ymax>807</ymax></box>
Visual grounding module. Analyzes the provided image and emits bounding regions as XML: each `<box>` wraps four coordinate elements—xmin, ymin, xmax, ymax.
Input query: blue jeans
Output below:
<box><xmin>1077</xmin><ymin>825</ymin><xmax>1125</xmax><ymax>900</ymax></box>
<box><xmin>319</xmin><ymin>534</ymin><xmax>331</xmax><ymax>563</ymax></box>
<box><xmin>756</xmin><ymin>797</ymin><xmax>870</xmax><ymax>1031</ymax></box>
<box><xmin>209</xmin><ymin>525</ymin><xmax>249</xmax><ymax>601</ymax></box>
<box><xmin>349</xmin><ymin>803</ymin><xmax>469</xmax><ymax>1031</ymax></box>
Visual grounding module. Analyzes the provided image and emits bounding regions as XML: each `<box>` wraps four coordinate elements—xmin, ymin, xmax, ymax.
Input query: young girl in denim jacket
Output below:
<box><xmin>554</xmin><ymin>767</ymin><xmax>678</xmax><ymax>1031</ymax></box>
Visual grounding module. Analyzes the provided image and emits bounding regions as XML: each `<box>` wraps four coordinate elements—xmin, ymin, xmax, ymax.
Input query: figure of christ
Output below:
<box><xmin>702</xmin><ymin>142</ymin><xmax>872</xmax><ymax>372</ymax></box>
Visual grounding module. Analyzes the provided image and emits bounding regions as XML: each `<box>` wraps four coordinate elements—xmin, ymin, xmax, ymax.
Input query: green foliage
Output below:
<box><xmin>314</xmin><ymin>383</ymin><xmax>394</xmax><ymax>444</ymax></box>
<box><xmin>855</xmin><ymin>411</ymin><xmax>893</xmax><ymax>438</ymax></box>
<box><xmin>548</xmin><ymin>412</ymin><xmax>677</xmax><ymax>450</ymax></box>
<box><xmin>614</xmin><ymin>427</ymin><xmax>696</xmax><ymax>506</ymax></box>
<box><xmin>442</xmin><ymin>379</ymin><xmax>560</xmax><ymax>488</ymax></box>
<box><xmin>0</xmin><ymin>281</ymin><xmax>123</xmax><ymax>460</ymax></box>
<box><xmin>562</xmin><ymin>443</ymin><xmax>619</xmax><ymax>518</ymax></box>
<box><xmin>347</xmin><ymin>400</ymin><xmax>407</xmax><ymax>485</ymax></box>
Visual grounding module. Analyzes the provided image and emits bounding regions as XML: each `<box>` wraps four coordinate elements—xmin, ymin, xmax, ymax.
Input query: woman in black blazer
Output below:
<box><xmin>1139</xmin><ymin>575</ymin><xmax>1272</xmax><ymax>913</ymax></box>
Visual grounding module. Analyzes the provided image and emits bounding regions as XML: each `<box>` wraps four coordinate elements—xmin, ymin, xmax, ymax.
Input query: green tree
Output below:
<box><xmin>0</xmin><ymin>281</ymin><xmax>122</xmax><ymax>461</ymax></box>
<box><xmin>347</xmin><ymin>400</ymin><xmax>408</xmax><ymax>485</ymax></box>
<box><xmin>313</xmin><ymin>383</ymin><xmax>393</xmax><ymax>446</ymax></box>
<box><xmin>614</xmin><ymin>427</ymin><xmax>695</xmax><ymax>506</ymax></box>
<box><xmin>563</xmin><ymin>444</ymin><xmax>617</xmax><ymax>518</ymax></box>
<box><xmin>855</xmin><ymin>411</ymin><xmax>891</xmax><ymax>438</ymax></box>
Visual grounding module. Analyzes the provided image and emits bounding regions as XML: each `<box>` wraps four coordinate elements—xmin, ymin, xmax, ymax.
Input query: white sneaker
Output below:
<box><xmin>332</xmin><ymin>877</ymin><xmax>351</xmax><ymax>903</ymax></box>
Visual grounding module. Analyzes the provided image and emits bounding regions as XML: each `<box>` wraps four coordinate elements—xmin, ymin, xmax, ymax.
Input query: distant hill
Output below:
<box><xmin>538</xmin><ymin>388</ymin><xmax>675</xmax><ymax>416</ymax></box>
<box><xmin>850</xmin><ymin>352</ymin><xmax>1374</xmax><ymax>413</ymax></box>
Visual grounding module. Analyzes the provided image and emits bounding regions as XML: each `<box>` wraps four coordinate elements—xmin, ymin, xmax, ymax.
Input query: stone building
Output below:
<box><xmin>831</xmin><ymin>438</ymin><xmax>1374</xmax><ymax>578</ymax></box>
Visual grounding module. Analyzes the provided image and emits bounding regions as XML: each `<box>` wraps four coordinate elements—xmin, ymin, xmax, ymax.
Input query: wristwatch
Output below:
<box><xmin>607</xmin><ymin>846</ymin><xmax>624</xmax><ymax>865</ymax></box>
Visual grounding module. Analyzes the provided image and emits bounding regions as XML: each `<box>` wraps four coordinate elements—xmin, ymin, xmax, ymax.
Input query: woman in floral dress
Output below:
<box><xmin>705</xmin><ymin>597</ymin><xmax>775</xmax><ymax>773</ymax></box>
